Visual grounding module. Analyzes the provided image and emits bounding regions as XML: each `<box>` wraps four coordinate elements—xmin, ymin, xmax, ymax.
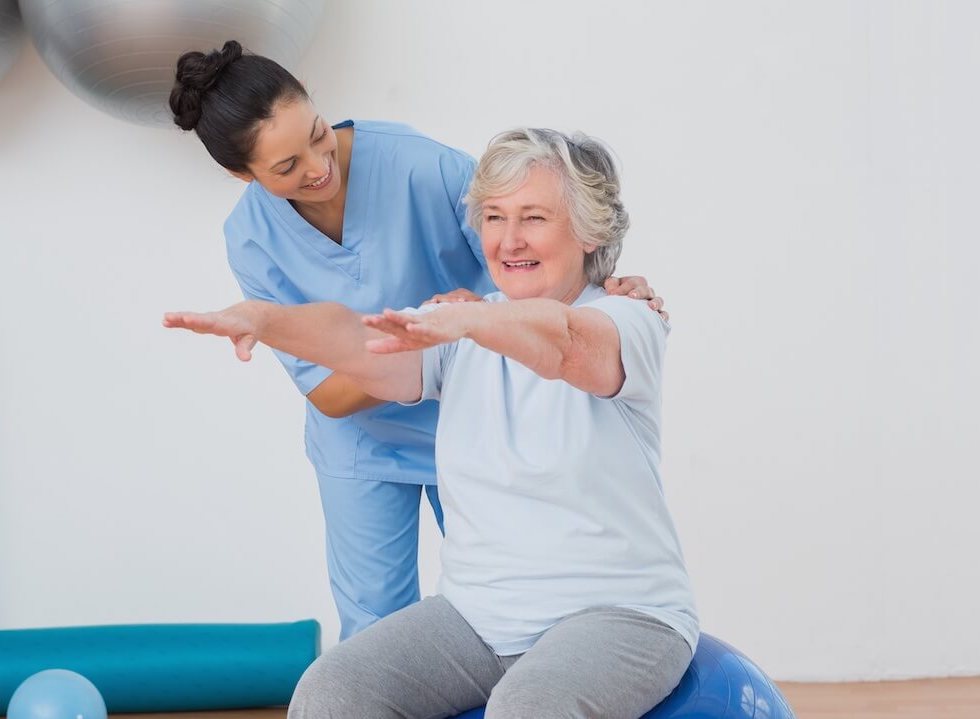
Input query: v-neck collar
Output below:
<box><xmin>256</xmin><ymin>119</ymin><xmax>362</xmax><ymax>281</ymax></box>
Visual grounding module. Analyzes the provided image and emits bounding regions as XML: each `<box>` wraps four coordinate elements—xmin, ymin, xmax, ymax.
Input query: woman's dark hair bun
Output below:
<box><xmin>170</xmin><ymin>40</ymin><xmax>244</xmax><ymax>131</ymax></box>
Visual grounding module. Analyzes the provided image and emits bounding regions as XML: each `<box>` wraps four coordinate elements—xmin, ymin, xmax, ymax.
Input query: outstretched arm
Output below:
<box><xmin>364</xmin><ymin>299</ymin><xmax>624</xmax><ymax>396</ymax></box>
<box><xmin>164</xmin><ymin>301</ymin><xmax>422</xmax><ymax>402</ymax></box>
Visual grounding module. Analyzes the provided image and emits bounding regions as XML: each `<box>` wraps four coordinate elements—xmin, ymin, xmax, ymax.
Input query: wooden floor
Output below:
<box><xmin>779</xmin><ymin>676</ymin><xmax>980</xmax><ymax>719</ymax></box>
<box><xmin>108</xmin><ymin>676</ymin><xmax>980</xmax><ymax>719</ymax></box>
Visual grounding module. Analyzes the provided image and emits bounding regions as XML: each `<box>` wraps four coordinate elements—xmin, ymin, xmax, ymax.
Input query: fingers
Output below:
<box><xmin>362</xmin><ymin>309</ymin><xmax>418</xmax><ymax>335</ymax></box>
<box><xmin>422</xmin><ymin>289</ymin><xmax>482</xmax><ymax>305</ymax></box>
<box><xmin>647</xmin><ymin>299</ymin><xmax>669</xmax><ymax>322</ymax></box>
<box><xmin>234</xmin><ymin>334</ymin><xmax>257</xmax><ymax>362</ymax></box>
<box><xmin>605</xmin><ymin>276</ymin><xmax>656</xmax><ymax>300</ymax></box>
<box><xmin>627</xmin><ymin>286</ymin><xmax>655</xmax><ymax>300</ymax></box>
<box><xmin>162</xmin><ymin>311</ymin><xmax>218</xmax><ymax>334</ymax></box>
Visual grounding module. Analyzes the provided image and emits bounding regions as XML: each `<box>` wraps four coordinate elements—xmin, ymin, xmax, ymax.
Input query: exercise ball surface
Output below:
<box><xmin>6</xmin><ymin>669</ymin><xmax>107</xmax><ymax>719</ymax></box>
<box><xmin>0</xmin><ymin>0</ymin><xmax>24</xmax><ymax>81</ymax></box>
<box><xmin>452</xmin><ymin>633</ymin><xmax>795</xmax><ymax>719</ymax></box>
<box><xmin>20</xmin><ymin>0</ymin><xmax>327</xmax><ymax>127</ymax></box>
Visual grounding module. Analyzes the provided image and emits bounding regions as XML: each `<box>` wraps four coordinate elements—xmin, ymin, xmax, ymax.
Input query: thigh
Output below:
<box><xmin>317</xmin><ymin>475</ymin><xmax>425</xmax><ymax>638</ymax></box>
<box><xmin>486</xmin><ymin>607</ymin><xmax>692</xmax><ymax>719</ymax></box>
<box><xmin>289</xmin><ymin>595</ymin><xmax>505</xmax><ymax>719</ymax></box>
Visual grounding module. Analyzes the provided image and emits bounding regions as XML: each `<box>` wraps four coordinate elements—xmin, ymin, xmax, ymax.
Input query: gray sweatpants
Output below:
<box><xmin>288</xmin><ymin>595</ymin><xmax>692</xmax><ymax>719</ymax></box>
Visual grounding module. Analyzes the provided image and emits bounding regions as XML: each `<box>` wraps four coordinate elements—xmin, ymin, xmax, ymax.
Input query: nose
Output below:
<box><xmin>500</xmin><ymin>219</ymin><xmax>526</xmax><ymax>252</ymax></box>
<box><xmin>303</xmin><ymin>153</ymin><xmax>329</xmax><ymax>180</ymax></box>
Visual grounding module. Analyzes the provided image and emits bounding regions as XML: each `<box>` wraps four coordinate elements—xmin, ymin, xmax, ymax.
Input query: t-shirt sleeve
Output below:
<box><xmin>225</xmin><ymin>239</ymin><xmax>331</xmax><ymax>397</ymax></box>
<box><xmin>585</xmin><ymin>296</ymin><xmax>669</xmax><ymax>409</ymax></box>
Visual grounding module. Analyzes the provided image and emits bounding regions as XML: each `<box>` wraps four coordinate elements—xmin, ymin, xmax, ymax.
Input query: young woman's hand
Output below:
<box><xmin>421</xmin><ymin>288</ymin><xmax>484</xmax><ymax>305</ymax></box>
<box><xmin>604</xmin><ymin>276</ymin><xmax>669</xmax><ymax>322</ymax></box>
<box><xmin>163</xmin><ymin>301</ymin><xmax>263</xmax><ymax>361</ymax></box>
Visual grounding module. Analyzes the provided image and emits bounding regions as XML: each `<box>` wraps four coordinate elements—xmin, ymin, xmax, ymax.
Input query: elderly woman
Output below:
<box><xmin>165</xmin><ymin>129</ymin><xmax>698</xmax><ymax>719</ymax></box>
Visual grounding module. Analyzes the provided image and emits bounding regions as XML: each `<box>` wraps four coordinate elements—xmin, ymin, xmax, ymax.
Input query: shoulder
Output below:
<box><xmin>353</xmin><ymin>120</ymin><xmax>475</xmax><ymax>179</ymax></box>
<box><xmin>223</xmin><ymin>182</ymin><xmax>276</xmax><ymax>253</ymax></box>
<box><xmin>353</xmin><ymin>120</ymin><xmax>472</xmax><ymax>158</ymax></box>
<box><xmin>582</xmin><ymin>294</ymin><xmax>670</xmax><ymax>346</ymax></box>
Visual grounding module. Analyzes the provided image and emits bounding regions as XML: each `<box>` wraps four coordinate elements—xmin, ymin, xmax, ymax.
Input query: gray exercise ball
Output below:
<box><xmin>0</xmin><ymin>0</ymin><xmax>23</xmax><ymax>82</ymax></box>
<box><xmin>20</xmin><ymin>0</ymin><xmax>327</xmax><ymax>127</ymax></box>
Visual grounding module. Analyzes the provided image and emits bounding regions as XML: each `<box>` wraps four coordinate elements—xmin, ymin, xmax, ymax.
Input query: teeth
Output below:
<box><xmin>306</xmin><ymin>171</ymin><xmax>330</xmax><ymax>188</ymax></box>
<box><xmin>505</xmin><ymin>261</ymin><xmax>538</xmax><ymax>267</ymax></box>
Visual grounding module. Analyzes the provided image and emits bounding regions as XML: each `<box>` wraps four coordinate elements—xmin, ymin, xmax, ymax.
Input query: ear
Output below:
<box><xmin>228</xmin><ymin>169</ymin><xmax>254</xmax><ymax>183</ymax></box>
<box><xmin>582</xmin><ymin>242</ymin><xmax>599</xmax><ymax>255</ymax></box>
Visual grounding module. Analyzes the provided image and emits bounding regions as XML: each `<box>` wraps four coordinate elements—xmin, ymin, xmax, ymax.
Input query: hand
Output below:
<box><xmin>422</xmin><ymin>288</ymin><xmax>484</xmax><ymax>305</ymax></box>
<box><xmin>604</xmin><ymin>276</ymin><xmax>670</xmax><ymax>322</ymax></box>
<box><xmin>162</xmin><ymin>301</ymin><xmax>263</xmax><ymax>361</ymax></box>
<box><xmin>362</xmin><ymin>305</ymin><xmax>475</xmax><ymax>354</ymax></box>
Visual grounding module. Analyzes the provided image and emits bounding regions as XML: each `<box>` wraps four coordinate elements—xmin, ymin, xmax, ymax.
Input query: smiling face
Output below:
<box><xmin>480</xmin><ymin>165</ymin><xmax>594</xmax><ymax>304</ymax></box>
<box><xmin>233</xmin><ymin>98</ymin><xmax>342</xmax><ymax>203</ymax></box>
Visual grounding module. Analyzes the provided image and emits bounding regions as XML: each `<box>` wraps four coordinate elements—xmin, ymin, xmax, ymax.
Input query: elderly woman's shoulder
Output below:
<box><xmin>585</xmin><ymin>294</ymin><xmax>671</xmax><ymax>339</ymax></box>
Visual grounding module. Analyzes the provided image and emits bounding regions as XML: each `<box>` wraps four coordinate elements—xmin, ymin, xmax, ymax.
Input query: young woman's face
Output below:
<box><xmin>238</xmin><ymin>99</ymin><xmax>342</xmax><ymax>204</ymax></box>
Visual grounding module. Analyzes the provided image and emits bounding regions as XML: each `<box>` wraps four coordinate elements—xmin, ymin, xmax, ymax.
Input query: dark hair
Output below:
<box><xmin>169</xmin><ymin>40</ymin><xmax>308</xmax><ymax>173</ymax></box>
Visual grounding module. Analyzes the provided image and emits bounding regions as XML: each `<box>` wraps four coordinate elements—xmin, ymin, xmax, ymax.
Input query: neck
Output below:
<box><xmin>550</xmin><ymin>277</ymin><xmax>590</xmax><ymax>305</ymax></box>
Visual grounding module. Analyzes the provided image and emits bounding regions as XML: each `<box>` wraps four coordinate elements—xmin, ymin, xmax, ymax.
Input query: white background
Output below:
<box><xmin>1</xmin><ymin>1</ymin><xmax>977</xmax><ymax>681</ymax></box>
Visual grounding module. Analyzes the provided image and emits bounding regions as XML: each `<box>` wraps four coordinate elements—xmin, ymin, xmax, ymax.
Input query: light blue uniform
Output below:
<box><xmin>223</xmin><ymin>120</ymin><xmax>495</xmax><ymax>638</ymax></box>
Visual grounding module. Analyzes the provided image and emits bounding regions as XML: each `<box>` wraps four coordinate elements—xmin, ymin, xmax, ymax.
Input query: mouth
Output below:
<box><xmin>502</xmin><ymin>260</ymin><xmax>540</xmax><ymax>271</ymax></box>
<box><xmin>303</xmin><ymin>163</ymin><xmax>333</xmax><ymax>190</ymax></box>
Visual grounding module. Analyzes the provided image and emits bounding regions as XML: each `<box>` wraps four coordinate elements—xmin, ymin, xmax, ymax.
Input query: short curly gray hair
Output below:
<box><xmin>465</xmin><ymin>128</ymin><xmax>629</xmax><ymax>285</ymax></box>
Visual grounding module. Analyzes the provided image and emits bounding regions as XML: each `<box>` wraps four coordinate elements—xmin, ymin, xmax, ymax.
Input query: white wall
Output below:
<box><xmin>1</xmin><ymin>1</ymin><xmax>977</xmax><ymax>682</ymax></box>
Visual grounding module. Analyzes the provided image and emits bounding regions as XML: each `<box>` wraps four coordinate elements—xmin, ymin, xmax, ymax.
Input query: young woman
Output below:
<box><xmin>169</xmin><ymin>41</ymin><xmax>667</xmax><ymax>640</ymax></box>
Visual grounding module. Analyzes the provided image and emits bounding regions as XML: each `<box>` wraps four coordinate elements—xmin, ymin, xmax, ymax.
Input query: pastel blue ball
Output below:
<box><xmin>6</xmin><ymin>670</ymin><xmax>107</xmax><ymax>719</ymax></box>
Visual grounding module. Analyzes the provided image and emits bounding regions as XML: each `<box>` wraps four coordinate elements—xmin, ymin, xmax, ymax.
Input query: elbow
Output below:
<box><xmin>310</xmin><ymin>398</ymin><xmax>356</xmax><ymax>419</ymax></box>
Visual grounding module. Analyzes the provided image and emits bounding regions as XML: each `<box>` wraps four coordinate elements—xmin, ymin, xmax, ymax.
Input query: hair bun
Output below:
<box><xmin>170</xmin><ymin>40</ymin><xmax>244</xmax><ymax>131</ymax></box>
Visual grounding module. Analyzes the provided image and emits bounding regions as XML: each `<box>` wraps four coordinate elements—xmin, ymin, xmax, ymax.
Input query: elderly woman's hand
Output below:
<box><xmin>604</xmin><ymin>276</ymin><xmax>670</xmax><ymax>322</ymax></box>
<box><xmin>163</xmin><ymin>301</ymin><xmax>263</xmax><ymax>361</ymax></box>
<box><xmin>363</xmin><ymin>304</ymin><xmax>476</xmax><ymax>354</ymax></box>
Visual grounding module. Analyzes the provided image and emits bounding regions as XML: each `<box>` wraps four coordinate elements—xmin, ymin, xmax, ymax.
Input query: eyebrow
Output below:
<box><xmin>484</xmin><ymin>203</ymin><xmax>553</xmax><ymax>213</ymax></box>
<box><xmin>268</xmin><ymin>116</ymin><xmax>322</xmax><ymax>171</ymax></box>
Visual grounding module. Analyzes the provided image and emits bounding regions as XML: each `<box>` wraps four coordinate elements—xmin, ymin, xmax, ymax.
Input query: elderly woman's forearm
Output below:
<box><xmin>466</xmin><ymin>300</ymin><xmax>624</xmax><ymax>395</ymax></box>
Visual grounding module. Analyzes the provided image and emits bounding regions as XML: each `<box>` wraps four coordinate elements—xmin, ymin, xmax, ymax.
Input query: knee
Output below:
<box><xmin>288</xmin><ymin>651</ymin><xmax>379</xmax><ymax>719</ymax></box>
<box><xmin>485</xmin><ymin>682</ymin><xmax>584</xmax><ymax>719</ymax></box>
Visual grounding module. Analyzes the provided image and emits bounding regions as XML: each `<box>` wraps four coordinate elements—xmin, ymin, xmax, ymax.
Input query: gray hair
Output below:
<box><xmin>465</xmin><ymin>128</ymin><xmax>629</xmax><ymax>285</ymax></box>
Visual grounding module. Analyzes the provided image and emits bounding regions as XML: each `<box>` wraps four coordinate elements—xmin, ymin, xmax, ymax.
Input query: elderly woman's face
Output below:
<box><xmin>480</xmin><ymin>165</ymin><xmax>594</xmax><ymax>304</ymax></box>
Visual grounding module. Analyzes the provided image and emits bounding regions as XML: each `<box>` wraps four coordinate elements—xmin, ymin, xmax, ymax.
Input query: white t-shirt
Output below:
<box><xmin>417</xmin><ymin>284</ymin><xmax>698</xmax><ymax>655</ymax></box>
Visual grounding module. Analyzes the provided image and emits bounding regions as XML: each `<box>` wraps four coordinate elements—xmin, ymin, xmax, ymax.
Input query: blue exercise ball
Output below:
<box><xmin>452</xmin><ymin>633</ymin><xmax>795</xmax><ymax>719</ymax></box>
<box><xmin>6</xmin><ymin>669</ymin><xmax>107</xmax><ymax>719</ymax></box>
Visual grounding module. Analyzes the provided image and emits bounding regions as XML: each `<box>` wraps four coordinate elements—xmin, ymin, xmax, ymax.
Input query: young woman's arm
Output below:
<box><xmin>164</xmin><ymin>301</ymin><xmax>422</xmax><ymax>402</ymax></box>
<box><xmin>307</xmin><ymin>374</ymin><xmax>385</xmax><ymax>418</ymax></box>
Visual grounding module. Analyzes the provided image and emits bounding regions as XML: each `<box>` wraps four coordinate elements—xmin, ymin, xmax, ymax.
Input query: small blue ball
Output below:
<box><xmin>6</xmin><ymin>669</ymin><xmax>107</xmax><ymax>719</ymax></box>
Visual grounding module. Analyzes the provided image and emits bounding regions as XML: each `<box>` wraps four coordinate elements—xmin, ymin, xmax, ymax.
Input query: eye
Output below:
<box><xmin>313</xmin><ymin>130</ymin><xmax>329</xmax><ymax>144</ymax></box>
<box><xmin>279</xmin><ymin>161</ymin><xmax>297</xmax><ymax>175</ymax></box>
<box><xmin>524</xmin><ymin>215</ymin><xmax>545</xmax><ymax>223</ymax></box>
<box><xmin>485</xmin><ymin>214</ymin><xmax>504</xmax><ymax>223</ymax></box>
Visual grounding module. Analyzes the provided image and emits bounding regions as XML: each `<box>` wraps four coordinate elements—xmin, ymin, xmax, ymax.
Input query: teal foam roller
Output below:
<box><xmin>0</xmin><ymin>620</ymin><xmax>320</xmax><ymax>712</ymax></box>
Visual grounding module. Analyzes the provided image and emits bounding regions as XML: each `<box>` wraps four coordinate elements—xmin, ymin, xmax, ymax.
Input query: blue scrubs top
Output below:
<box><xmin>224</xmin><ymin>120</ymin><xmax>495</xmax><ymax>485</ymax></box>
